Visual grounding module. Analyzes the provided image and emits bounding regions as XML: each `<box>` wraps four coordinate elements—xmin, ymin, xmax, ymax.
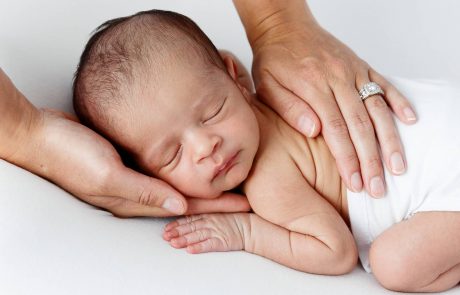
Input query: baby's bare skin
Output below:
<box><xmin>164</xmin><ymin>97</ymin><xmax>460</xmax><ymax>291</ymax></box>
<box><xmin>164</xmin><ymin>99</ymin><xmax>358</xmax><ymax>274</ymax></box>
<box><xmin>159</xmin><ymin>53</ymin><xmax>460</xmax><ymax>291</ymax></box>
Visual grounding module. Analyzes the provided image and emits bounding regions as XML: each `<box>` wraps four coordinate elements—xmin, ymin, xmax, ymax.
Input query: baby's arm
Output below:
<box><xmin>164</xmin><ymin>152</ymin><xmax>358</xmax><ymax>275</ymax></box>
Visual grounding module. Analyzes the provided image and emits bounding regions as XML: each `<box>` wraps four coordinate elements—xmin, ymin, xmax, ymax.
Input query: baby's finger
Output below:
<box><xmin>186</xmin><ymin>238</ymin><xmax>226</xmax><ymax>254</ymax></box>
<box><xmin>164</xmin><ymin>215</ymin><xmax>203</xmax><ymax>231</ymax></box>
<box><xmin>164</xmin><ymin>218</ymin><xmax>207</xmax><ymax>241</ymax></box>
<box><xmin>170</xmin><ymin>229</ymin><xmax>212</xmax><ymax>248</ymax></box>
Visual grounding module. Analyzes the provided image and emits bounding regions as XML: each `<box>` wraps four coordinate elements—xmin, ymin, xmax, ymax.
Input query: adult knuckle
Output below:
<box><xmin>351</xmin><ymin>113</ymin><xmax>373</xmax><ymax>134</ymax></box>
<box><xmin>384</xmin><ymin>132</ymin><xmax>400</xmax><ymax>145</ymax></box>
<box><xmin>299</xmin><ymin>58</ymin><xmax>323</xmax><ymax>82</ymax></box>
<box><xmin>335</xmin><ymin>153</ymin><xmax>360</xmax><ymax>174</ymax></box>
<box><xmin>365</xmin><ymin>156</ymin><xmax>382</xmax><ymax>171</ymax></box>
<box><xmin>328</xmin><ymin>59</ymin><xmax>351</xmax><ymax>82</ymax></box>
<box><xmin>327</xmin><ymin>116</ymin><xmax>349</xmax><ymax>136</ymax></box>
<box><xmin>281</xmin><ymin>98</ymin><xmax>299</xmax><ymax>120</ymax></box>
<box><xmin>367</xmin><ymin>96</ymin><xmax>388</xmax><ymax>111</ymax></box>
<box><xmin>341</xmin><ymin>153</ymin><xmax>359</xmax><ymax>166</ymax></box>
<box><xmin>137</xmin><ymin>187</ymin><xmax>159</xmax><ymax>206</ymax></box>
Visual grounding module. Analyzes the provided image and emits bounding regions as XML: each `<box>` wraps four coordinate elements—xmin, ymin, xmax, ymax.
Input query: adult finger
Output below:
<box><xmin>333</xmin><ymin>79</ymin><xmax>384</xmax><ymax>197</ymax></box>
<box><xmin>257</xmin><ymin>72</ymin><xmax>321</xmax><ymax>138</ymax></box>
<box><xmin>185</xmin><ymin>192</ymin><xmax>250</xmax><ymax>215</ymax></box>
<box><xmin>104</xmin><ymin>165</ymin><xmax>187</xmax><ymax>215</ymax></box>
<box><xmin>295</xmin><ymin>83</ymin><xmax>364</xmax><ymax>193</ymax></box>
<box><xmin>98</xmin><ymin>197</ymin><xmax>181</xmax><ymax>218</ymax></box>
<box><xmin>369</xmin><ymin>69</ymin><xmax>417</xmax><ymax>124</ymax></box>
<box><xmin>359</xmin><ymin>72</ymin><xmax>407</xmax><ymax>176</ymax></box>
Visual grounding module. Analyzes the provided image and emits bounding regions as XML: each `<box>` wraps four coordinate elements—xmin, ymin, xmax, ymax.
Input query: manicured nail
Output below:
<box><xmin>370</xmin><ymin>177</ymin><xmax>385</xmax><ymax>198</ymax></box>
<box><xmin>351</xmin><ymin>172</ymin><xmax>363</xmax><ymax>192</ymax></box>
<box><xmin>298</xmin><ymin>115</ymin><xmax>315</xmax><ymax>137</ymax></box>
<box><xmin>162</xmin><ymin>198</ymin><xmax>184</xmax><ymax>214</ymax></box>
<box><xmin>403</xmin><ymin>107</ymin><xmax>416</xmax><ymax>122</ymax></box>
<box><xmin>390</xmin><ymin>152</ymin><xmax>405</xmax><ymax>174</ymax></box>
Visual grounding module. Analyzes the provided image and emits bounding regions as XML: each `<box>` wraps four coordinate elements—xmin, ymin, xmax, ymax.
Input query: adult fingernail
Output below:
<box><xmin>370</xmin><ymin>177</ymin><xmax>385</xmax><ymax>198</ymax></box>
<box><xmin>390</xmin><ymin>152</ymin><xmax>405</xmax><ymax>174</ymax></box>
<box><xmin>351</xmin><ymin>172</ymin><xmax>363</xmax><ymax>192</ymax></box>
<box><xmin>403</xmin><ymin>107</ymin><xmax>416</xmax><ymax>122</ymax></box>
<box><xmin>162</xmin><ymin>198</ymin><xmax>184</xmax><ymax>214</ymax></box>
<box><xmin>298</xmin><ymin>115</ymin><xmax>315</xmax><ymax>137</ymax></box>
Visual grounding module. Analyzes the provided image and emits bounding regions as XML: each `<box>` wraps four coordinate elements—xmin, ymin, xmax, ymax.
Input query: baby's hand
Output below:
<box><xmin>163</xmin><ymin>213</ymin><xmax>250</xmax><ymax>254</ymax></box>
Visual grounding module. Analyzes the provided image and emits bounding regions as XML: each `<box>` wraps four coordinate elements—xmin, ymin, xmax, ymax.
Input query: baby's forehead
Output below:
<box><xmin>142</xmin><ymin>60</ymin><xmax>228</xmax><ymax>99</ymax></box>
<box><xmin>130</xmin><ymin>67</ymin><xmax>226</xmax><ymax>117</ymax></box>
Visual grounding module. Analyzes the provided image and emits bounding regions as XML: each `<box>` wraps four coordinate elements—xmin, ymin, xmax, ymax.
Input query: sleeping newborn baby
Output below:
<box><xmin>73</xmin><ymin>10</ymin><xmax>460</xmax><ymax>293</ymax></box>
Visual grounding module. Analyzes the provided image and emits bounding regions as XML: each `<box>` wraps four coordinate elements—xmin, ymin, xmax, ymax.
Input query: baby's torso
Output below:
<box><xmin>243</xmin><ymin>100</ymin><xmax>349</xmax><ymax>223</ymax></box>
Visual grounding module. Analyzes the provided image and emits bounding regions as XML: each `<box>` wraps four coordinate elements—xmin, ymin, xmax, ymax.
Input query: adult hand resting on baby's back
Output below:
<box><xmin>234</xmin><ymin>0</ymin><xmax>417</xmax><ymax>198</ymax></box>
<box><xmin>0</xmin><ymin>69</ymin><xmax>250</xmax><ymax>217</ymax></box>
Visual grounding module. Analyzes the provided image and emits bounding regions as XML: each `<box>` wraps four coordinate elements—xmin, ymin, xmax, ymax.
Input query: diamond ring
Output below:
<box><xmin>359</xmin><ymin>82</ymin><xmax>384</xmax><ymax>101</ymax></box>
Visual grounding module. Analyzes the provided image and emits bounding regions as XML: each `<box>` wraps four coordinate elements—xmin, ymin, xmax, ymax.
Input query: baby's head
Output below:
<box><xmin>73</xmin><ymin>10</ymin><xmax>259</xmax><ymax>198</ymax></box>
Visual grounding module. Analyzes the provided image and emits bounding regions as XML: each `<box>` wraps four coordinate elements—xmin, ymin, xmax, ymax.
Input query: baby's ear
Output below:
<box><xmin>220</xmin><ymin>50</ymin><xmax>239</xmax><ymax>82</ymax></box>
<box><xmin>219</xmin><ymin>50</ymin><xmax>253</xmax><ymax>100</ymax></box>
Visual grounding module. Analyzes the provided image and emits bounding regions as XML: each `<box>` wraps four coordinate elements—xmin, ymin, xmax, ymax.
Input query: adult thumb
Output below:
<box><xmin>109</xmin><ymin>165</ymin><xmax>187</xmax><ymax>215</ymax></box>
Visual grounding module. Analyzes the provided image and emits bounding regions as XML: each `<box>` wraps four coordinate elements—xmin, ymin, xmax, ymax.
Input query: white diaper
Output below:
<box><xmin>347</xmin><ymin>77</ymin><xmax>460</xmax><ymax>273</ymax></box>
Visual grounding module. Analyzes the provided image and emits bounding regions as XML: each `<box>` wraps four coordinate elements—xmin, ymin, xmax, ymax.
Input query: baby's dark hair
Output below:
<box><xmin>73</xmin><ymin>9</ymin><xmax>225</xmax><ymax>140</ymax></box>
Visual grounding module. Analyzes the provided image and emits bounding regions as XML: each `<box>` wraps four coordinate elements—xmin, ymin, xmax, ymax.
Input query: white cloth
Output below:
<box><xmin>347</xmin><ymin>77</ymin><xmax>460</xmax><ymax>273</ymax></box>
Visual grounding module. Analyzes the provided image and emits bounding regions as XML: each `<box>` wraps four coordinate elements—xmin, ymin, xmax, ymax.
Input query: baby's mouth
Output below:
<box><xmin>213</xmin><ymin>151</ymin><xmax>240</xmax><ymax>180</ymax></box>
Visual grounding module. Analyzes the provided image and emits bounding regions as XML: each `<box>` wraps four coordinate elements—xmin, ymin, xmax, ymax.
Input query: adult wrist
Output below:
<box><xmin>1</xmin><ymin>102</ymin><xmax>43</xmax><ymax>169</ymax></box>
<box><xmin>234</xmin><ymin>0</ymin><xmax>319</xmax><ymax>52</ymax></box>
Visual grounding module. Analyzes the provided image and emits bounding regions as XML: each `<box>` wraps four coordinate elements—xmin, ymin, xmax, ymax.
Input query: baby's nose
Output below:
<box><xmin>191</xmin><ymin>133</ymin><xmax>222</xmax><ymax>163</ymax></box>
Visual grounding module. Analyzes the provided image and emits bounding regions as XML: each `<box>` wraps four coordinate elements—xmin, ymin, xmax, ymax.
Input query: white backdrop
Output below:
<box><xmin>1</xmin><ymin>1</ymin><xmax>460</xmax><ymax>294</ymax></box>
<box><xmin>1</xmin><ymin>0</ymin><xmax>459</xmax><ymax>112</ymax></box>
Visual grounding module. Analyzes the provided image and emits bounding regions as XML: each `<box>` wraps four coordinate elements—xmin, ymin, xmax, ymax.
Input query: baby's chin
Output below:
<box><xmin>180</xmin><ymin>177</ymin><xmax>245</xmax><ymax>199</ymax></box>
<box><xmin>183</xmin><ymin>186</ymin><xmax>236</xmax><ymax>199</ymax></box>
<box><xmin>176</xmin><ymin>160</ymin><xmax>251</xmax><ymax>199</ymax></box>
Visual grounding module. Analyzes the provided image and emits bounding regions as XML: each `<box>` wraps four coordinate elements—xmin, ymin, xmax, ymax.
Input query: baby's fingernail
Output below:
<box><xmin>390</xmin><ymin>152</ymin><xmax>405</xmax><ymax>174</ymax></box>
<box><xmin>351</xmin><ymin>172</ymin><xmax>363</xmax><ymax>192</ymax></box>
<box><xmin>162</xmin><ymin>198</ymin><xmax>184</xmax><ymax>214</ymax></box>
<box><xmin>370</xmin><ymin>176</ymin><xmax>385</xmax><ymax>198</ymax></box>
<box><xmin>403</xmin><ymin>107</ymin><xmax>417</xmax><ymax>122</ymax></box>
<box><xmin>298</xmin><ymin>115</ymin><xmax>315</xmax><ymax>137</ymax></box>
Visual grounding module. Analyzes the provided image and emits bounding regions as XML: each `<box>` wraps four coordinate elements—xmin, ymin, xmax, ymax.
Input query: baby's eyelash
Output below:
<box><xmin>165</xmin><ymin>145</ymin><xmax>182</xmax><ymax>167</ymax></box>
<box><xmin>205</xmin><ymin>97</ymin><xmax>227</xmax><ymax>122</ymax></box>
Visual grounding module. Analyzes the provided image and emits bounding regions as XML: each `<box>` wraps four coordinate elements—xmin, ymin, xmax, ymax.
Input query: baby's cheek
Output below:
<box><xmin>169</xmin><ymin>169</ymin><xmax>219</xmax><ymax>199</ymax></box>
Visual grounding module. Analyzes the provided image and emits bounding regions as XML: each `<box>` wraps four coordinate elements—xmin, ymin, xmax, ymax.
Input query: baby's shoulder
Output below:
<box><xmin>243</xmin><ymin>102</ymin><xmax>317</xmax><ymax>206</ymax></box>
